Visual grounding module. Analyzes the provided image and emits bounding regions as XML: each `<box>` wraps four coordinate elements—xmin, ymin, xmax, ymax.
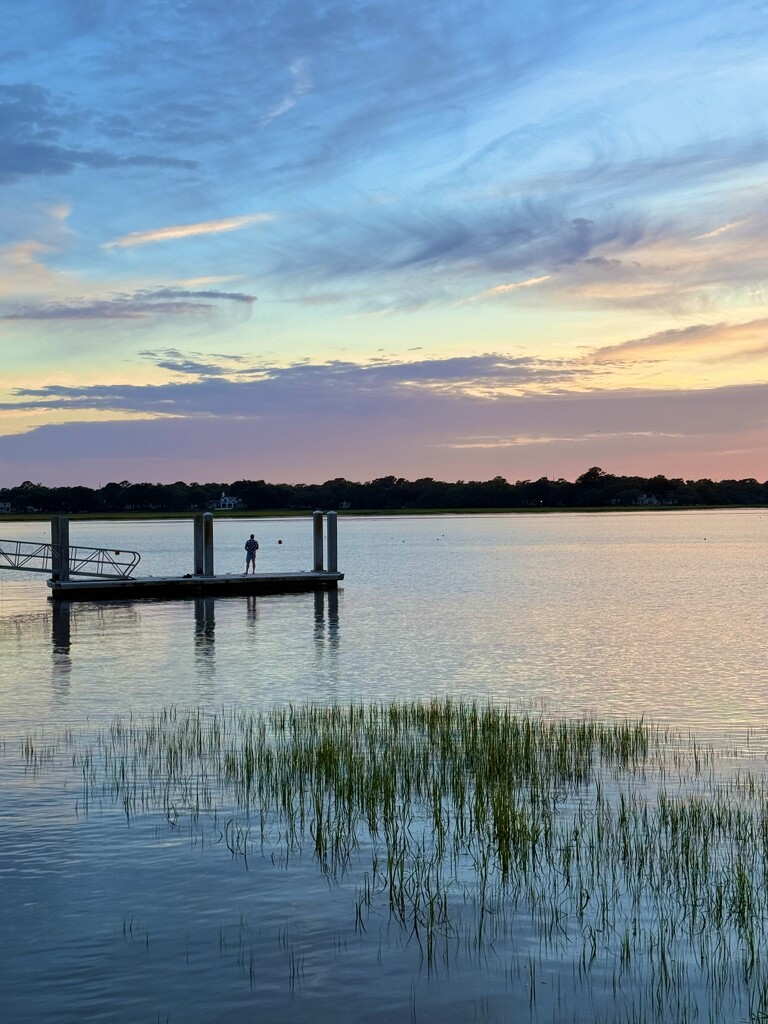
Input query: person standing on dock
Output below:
<box><xmin>244</xmin><ymin>534</ymin><xmax>259</xmax><ymax>574</ymax></box>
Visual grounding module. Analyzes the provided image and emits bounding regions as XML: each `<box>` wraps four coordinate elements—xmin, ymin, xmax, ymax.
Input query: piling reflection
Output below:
<box><xmin>48</xmin><ymin>601</ymin><xmax>142</xmax><ymax>699</ymax></box>
<box><xmin>313</xmin><ymin>588</ymin><xmax>340</xmax><ymax>651</ymax></box>
<box><xmin>51</xmin><ymin>600</ymin><xmax>72</xmax><ymax>697</ymax></box>
<box><xmin>194</xmin><ymin>597</ymin><xmax>216</xmax><ymax>658</ymax></box>
<box><xmin>51</xmin><ymin>600</ymin><xmax>71</xmax><ymax>651</ymax></box>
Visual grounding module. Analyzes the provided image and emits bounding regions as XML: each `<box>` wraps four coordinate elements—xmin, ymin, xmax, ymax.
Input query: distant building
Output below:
<box><xmin>0</xmin><ymin>501</ymin><xmax>11</xmax><ymax>514</ymax></box>
<box><xmin>635</xmin><ymin>494</ymin><xmax>660</xmax><ymax>506</ymax></box>
<box><xmin>210</xmin><ymin>491</ymin><xmax>243</xmax><ymax>511</ymax></box>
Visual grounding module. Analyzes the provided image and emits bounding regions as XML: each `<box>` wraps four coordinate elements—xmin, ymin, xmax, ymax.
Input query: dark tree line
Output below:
<box><xmin>2</xmin><ymin>467</ymin><xmax>768</xmax><ymax>514</ymax></box>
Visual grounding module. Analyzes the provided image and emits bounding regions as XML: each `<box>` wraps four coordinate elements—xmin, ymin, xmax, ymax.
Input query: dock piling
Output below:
<box><xmin>202</xmin><ymin>512</ymin><xmax>214</xmax><ymax>577</ymax></box>
<box><xmin>51</xmin><ymin>515</ymin><xmax>70</xmax><ymax>581</ymax></box>
<box><xmin>312</xmin><ymin>510</ymin><xmax>324</xmax><ymax>571</ymax></box>
<box><xmin>327</xmin><ymin>511</ymin><xmax>338</xmax><ymax>573</ymax></box>
<box><xmin>193</xmin><ymin>515</ymin><xmax>204</xmax><ymax>574</ymax></box>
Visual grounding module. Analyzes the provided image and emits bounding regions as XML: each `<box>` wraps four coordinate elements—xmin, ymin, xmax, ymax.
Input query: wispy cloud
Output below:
<box><xmin>482</xmin><ymin>276</ymin><xmax>552</xmax><ymax>296</ymax></box>
<box><xmin>444</xmin><ymin>431</ymin><xmax>686</xmax><ymax>449</ymax></box>
<box><xmin>103</xmin><ymin>214</ymin><xmax>276</xmax><ymax>249</ymax></box>
<box><xmin>590</xmin><ymin>318</ymin><xmax>768</xmax><ymax>363</ymax></box>
<box><xmin>260</xmin><ymin>58</ymin><xmax>313</xmax><ymax>126</ymax></box>
<box><xmin>694</xmin><ymin>220</ymin><xmax>746</xmax><ymax>241</ymax></box>
<box><xmin>0</xmin><ymin>288</ymin><xmax>256</xmax><ymax>321</ymax></box>
<box><xmin>139</xmin><ymin>348</ymin><xmax>251</xmax><ymax>377</ymax></box>
<box><xmin>0</xmin><ymin>83</ymin><xmax>196</xmax><ymax>184</ymax></box>
<box><xmin>456</xmin><ymin>275</ymin><xmax>552</xmax><ymax>306</ymax></box>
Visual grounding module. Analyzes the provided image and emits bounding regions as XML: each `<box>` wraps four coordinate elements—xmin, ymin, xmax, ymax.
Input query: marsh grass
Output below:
<box><xmin>22</xmin><ymin>700</ymin><xmax>768</xmax><ymax>1021</ymax></box>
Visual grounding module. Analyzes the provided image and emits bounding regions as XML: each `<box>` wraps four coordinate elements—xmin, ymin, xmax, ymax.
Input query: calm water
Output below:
<box><xmin>1</xmin><ymin>510</ymin><xmax>768</xmax><ymax>1022</ymax></box>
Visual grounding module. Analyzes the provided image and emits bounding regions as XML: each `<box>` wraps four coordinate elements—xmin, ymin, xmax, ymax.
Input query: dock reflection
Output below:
<box><xmin>44</xmin><ymin>590</ymin><xmax>341</xmax><ymax>693</ymax></box>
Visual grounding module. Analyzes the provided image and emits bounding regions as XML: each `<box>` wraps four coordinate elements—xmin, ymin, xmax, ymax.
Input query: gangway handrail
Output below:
<box><xmin>0</xmin><ymin>539</ymin><xmax>141</xmax><ymax>578</ymax></box>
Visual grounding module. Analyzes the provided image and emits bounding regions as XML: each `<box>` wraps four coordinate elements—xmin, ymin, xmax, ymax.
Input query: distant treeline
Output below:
<box><xmin>2</xmin><ymin>467</ymin><xmax>768</xmax><ymax>514</ymax></box>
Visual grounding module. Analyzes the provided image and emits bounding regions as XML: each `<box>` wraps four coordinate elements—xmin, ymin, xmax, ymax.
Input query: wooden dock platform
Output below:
<box><xmin>47</xmin><ymin>571</ymin><xmax>344</xmax><ymax>601</ymax></box>
<box><xmin>4</xmin><ymin>510</ymin><xmax>344</xmax><ymax>602</ymax></box>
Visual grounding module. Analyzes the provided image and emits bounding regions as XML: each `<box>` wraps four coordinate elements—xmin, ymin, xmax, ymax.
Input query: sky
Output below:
<box><xmin>1</xmin><ymin>0</ymin><xmax>768</xmax><ymax>487</ymax></box>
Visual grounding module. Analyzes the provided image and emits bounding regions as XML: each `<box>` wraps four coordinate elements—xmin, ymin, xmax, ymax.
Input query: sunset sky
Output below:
<box><xmin>2</xmin><ymin>0</ymin><xmax>768</xmax><ymax>486</ymax></box>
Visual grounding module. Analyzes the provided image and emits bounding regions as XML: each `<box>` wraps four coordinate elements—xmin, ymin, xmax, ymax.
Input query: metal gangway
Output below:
<box><xmin>0</xmin><ymin>538</ymin><xmax>140</xmax><ymax>579</ymax></box>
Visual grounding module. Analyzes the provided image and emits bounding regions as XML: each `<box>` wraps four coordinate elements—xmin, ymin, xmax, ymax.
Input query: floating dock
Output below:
<box><xmin>47</xmin><ymin>570</ymin><xmax>343</xmax><ymax>601</ymax></box>
<box><xmin>1</xmin><ymin>510</ymin><xmax>343</xmax><ymax>602</ymax></box>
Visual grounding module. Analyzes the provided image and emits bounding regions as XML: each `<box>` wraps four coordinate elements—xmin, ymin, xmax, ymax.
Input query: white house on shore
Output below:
<box><xmin>210</xmin><ymin>491</ymin><xmax>243</xmax><ymax>511</ymax></box>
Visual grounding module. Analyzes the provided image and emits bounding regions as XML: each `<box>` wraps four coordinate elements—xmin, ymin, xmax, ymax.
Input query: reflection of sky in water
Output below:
<box><xmin>0</xmin><ymin>511</ymin><xmax>766</xmax><ymax>736</ymax></box>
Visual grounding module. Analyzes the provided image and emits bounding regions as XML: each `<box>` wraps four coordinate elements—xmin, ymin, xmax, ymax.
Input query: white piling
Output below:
<box><xmin>327</xmin><ymin>511</ymin><xmax>338</xmax><ymax>573</ymax></box>
<box><xmin>51</xmin><ymin>515</ymin><xmax>70</xmax><ymax>581</ymax></box>
<box><xmin>202</xmin><ymin>512</ymin><xmax>214</xmax><ymax>577</ymax></box>
<box><xmin>193</xmin><ymin>515</ymin><xmax>204</xmax><ymax>575</ymax></box>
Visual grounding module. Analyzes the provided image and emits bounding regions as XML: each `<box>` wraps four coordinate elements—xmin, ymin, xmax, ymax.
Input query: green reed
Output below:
<box><xmin>21</xmin><ymin>700</ymin><xmax>768</xmax><ymax>1022</ymax></box>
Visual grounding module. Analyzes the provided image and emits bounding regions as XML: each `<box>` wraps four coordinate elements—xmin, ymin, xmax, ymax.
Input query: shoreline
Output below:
<box><xmin>1</xmin><ymin>503</ymin><xmax>766</xmax><ymax>523</ymax></box>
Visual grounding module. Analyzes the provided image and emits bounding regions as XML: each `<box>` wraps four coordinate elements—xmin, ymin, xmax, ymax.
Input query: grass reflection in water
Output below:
<box><xmin>23</xmin><ymin>701</ymin><xmax>768</xmax><ymax>1022</ymax></box>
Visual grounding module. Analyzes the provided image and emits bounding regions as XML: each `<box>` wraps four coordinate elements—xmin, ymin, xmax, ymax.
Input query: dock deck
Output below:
<box><xmin>47</xmin><ymin>571</ymin><xmax>344</xmax><ymax>601</ymax></box>
<box><xmin>6</xmin><ymin>510</ymin><xmax>344</xmax><ymax>601</ymax></box>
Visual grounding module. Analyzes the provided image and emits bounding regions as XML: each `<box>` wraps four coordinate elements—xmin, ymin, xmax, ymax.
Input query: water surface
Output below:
<box><xmin>1</xmin><ymin>510</ymin><xmax>767</xmax><ymax>1022</ymax></box>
